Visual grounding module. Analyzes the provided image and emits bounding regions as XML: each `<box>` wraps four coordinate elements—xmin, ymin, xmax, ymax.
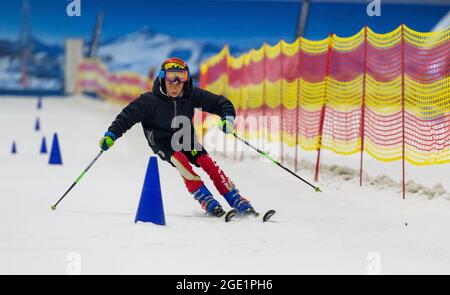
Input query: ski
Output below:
<box><xmin>209</xmin><ymin>206</ymin><xmax>227</xmax><ymax>218</ymax></box>
<box><xmin>225</xmin><ymin>209</ymin><xmax>276</xmax><ymax>223</ymax></box>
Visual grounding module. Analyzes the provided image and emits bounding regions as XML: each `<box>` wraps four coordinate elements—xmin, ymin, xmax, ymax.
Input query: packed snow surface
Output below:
<box><xmin>0</xmin><ymin>95</ymin><xmax>449</xmax><ymax>274</ymax></box>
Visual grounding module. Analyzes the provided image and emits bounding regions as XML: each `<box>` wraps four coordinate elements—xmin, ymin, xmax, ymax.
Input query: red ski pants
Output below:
<box><xmin>170</xmin><ymin>151</ymin><xmax>234</xmax><ymax>195</ymax></box>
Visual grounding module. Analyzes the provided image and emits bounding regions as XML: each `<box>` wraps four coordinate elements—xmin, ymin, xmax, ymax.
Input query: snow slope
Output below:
<box><xmin>0</xmin><ymin>95</ymin><xmax>449</xmax><ymax>274</ymax></box>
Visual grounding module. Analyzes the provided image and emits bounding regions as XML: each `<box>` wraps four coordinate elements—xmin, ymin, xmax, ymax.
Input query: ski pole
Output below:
<box><xmin>233</xmin><ymin>133</ymin><xmax>321</xmax><ymax>192</ymax></box>
<box><xmin>51</xmin><ymin>150</ymin><xmax>104</xmax><ymax>210</ymax></box>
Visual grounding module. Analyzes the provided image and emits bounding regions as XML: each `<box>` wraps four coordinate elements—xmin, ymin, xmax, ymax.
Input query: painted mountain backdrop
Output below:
<box><xmin>0</xmin><ymin>27</ymin><xmax>241</xmax><ymax>91</ymax></box>
<box><xmin>98</xmin><ymin>27</ymin><xmax>242</xmax><ymax>78</ymax></box>
<box><xmin>0</xmin><ymin>37</ymin><xmax>64</xmax><ymax>90</ymax></box>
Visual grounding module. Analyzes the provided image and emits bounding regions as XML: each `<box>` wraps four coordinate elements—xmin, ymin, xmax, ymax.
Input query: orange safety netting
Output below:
<box><xmin>200</xmin><ymin>25</ymin><xmax>450</xmax><ymax>168</ymax></box>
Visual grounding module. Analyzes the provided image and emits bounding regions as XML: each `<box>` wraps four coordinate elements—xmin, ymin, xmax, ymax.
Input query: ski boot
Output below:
<box><xmin>223</xmin><ymin>188</ymin><xmax>255</xmax><ymax>214</ymax></box>
<box><xmin>193</xmin><ymin>184</ymin><xmax>226</xmax><ymax>217</ymax></box>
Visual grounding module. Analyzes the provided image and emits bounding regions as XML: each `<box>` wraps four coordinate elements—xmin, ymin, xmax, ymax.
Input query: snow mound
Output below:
<box><xmin>294</xmin><ymin>159</ymin><xmax>449</xmax><ymax>200</ymax></box>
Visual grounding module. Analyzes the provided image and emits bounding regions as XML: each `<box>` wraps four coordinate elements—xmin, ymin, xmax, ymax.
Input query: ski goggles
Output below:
<box><xmin>163</xmin><ymin>69</ymin><xmax>189</xmax><ymax>83</ymax></box>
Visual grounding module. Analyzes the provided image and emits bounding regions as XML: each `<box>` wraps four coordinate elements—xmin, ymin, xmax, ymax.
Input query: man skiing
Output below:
<box><xmin>99</xmin><ymin>57</ymin><xmax>253</xmax><ymax>217</ymax></box>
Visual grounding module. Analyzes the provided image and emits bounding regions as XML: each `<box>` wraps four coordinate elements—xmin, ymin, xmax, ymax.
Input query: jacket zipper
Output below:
<box><xmin>173</xmin><ymin>100</ymin><xmax>177</xmax><ymax>131</ymax></box>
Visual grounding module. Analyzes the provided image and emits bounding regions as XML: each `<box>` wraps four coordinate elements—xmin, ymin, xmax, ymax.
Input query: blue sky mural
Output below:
<box><xmin>0</xmin><ymin>0</ymin><xmax>447</xmax><ymax>91</ymax></box>
<box><xmin>0</xmin><ymin>0</ymin><xmax>448</xmax><ymax>47</ymax></box>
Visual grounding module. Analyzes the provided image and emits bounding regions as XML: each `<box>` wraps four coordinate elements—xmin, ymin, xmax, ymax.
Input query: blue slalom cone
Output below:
<box><xmin>40</xmin><ymin>136</ymin><xmax>47</xmax><ymax>154</ymax></box>
<box><xmin>135</xmin><ymin>156</ymin><xmax>166</xmax><ymax>225</ymax></box>
<box><xmin>11</xmin><ymin>141</ymin><xmax>17</xmax><ymax>154</ymax></box>
<box><xmin>37</xmin><ymin>96</ymin><xmax>42</xmax><ymax>109</ymax></box>
<box><xmin>49</xmin><ymin>133</ymin><xmax>62</xmax><ymax>165</ymax></box>
<box><xmin>35</xmin><ymin>117</ymin><xmax>40</xmax><ymax>131</ymax></box>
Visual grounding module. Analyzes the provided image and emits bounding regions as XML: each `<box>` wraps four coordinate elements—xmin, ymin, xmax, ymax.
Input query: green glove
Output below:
<box><xmin>99</xmin><ymin>131</ymin><xmax>116</xmax><ymax>151</ymax></box>
<box><xmin>219</xmin><ymin>117</ymin><xmax>235</xmax><ymax>134</ymax></box>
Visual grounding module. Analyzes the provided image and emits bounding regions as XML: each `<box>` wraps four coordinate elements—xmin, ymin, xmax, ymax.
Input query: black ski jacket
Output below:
<box><xmin>107</xmin><ymin>77</ymin><xmax>235</xmax><ymax>162</ymax></box>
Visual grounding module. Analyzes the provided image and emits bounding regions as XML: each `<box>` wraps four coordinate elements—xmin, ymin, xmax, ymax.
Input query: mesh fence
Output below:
<box><xmin>200</xmin><ymin>25</ymin><xmax>449</xmax><ymax>194</ymax></box>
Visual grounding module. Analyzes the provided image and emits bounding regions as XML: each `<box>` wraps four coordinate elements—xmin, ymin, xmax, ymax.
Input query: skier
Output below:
<box><xmin>99</xmin><ymin>57</ymin><xmax>253</xmax><ymax>217</ymax></box>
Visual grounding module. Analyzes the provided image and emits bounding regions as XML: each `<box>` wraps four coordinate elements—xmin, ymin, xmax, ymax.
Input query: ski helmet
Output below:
<box><xmin>159</xmin><ymin>57</ymin><xmax>190</xmax><ymax>82</ymax></box>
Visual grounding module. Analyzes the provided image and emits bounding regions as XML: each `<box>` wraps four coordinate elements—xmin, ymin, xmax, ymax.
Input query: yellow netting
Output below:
<box><xmin>199</xmin><ymin>25</ymin><xmax>450</xmax><ymax>165</ymax></box>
